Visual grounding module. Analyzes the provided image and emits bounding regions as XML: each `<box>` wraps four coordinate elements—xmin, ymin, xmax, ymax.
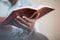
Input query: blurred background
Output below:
<box><xmin>28</xmin><ymin>0</ymin><xmax>60</xmax><ymax>40</ymax></box>
<box><xmin>0</xmin><ymin>0</ymin><xmax>60</xmax><ymax>40</ymax></box>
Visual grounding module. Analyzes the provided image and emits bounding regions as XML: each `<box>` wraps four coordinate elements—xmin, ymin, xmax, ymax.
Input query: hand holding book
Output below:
<box><xmin>2</xmin><ymin>6</ymin><xmax>54</xmax><ymax>29</ymax></box>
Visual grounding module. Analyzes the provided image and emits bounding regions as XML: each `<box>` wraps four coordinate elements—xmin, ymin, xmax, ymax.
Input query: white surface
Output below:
<box><xmin>29</xmin><ymin>0</ymin><xmax>60</xmax><ymax>40</ymax></box>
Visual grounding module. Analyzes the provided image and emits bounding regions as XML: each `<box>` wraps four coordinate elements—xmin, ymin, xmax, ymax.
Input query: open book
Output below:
<box><xmin>2</xmin><ymin>6</ymin><xmax>54</xmax><ymax>27</ymax></box>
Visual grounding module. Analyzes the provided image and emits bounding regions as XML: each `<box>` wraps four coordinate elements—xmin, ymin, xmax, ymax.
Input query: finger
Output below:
<box><xmin>14</xmin><ymin>19</ymin><xmax>32</xmax><ymax>29</ymax></box>
<box><xmin>13</xmin><ymin>21</ymin><xmax>29</xmax><ymax>30</ymax></box>
<box><xmin>16</xmin><ymin>16</ymin><xmax>31</xmax><ymax>26</ymax></box>
<box><xmin>15</xmin><ymin>18</ymin><xmax>28</xmax><ymax>27</ymax></box>
<box><xmin>14</xmin><ymin>19</ymin><xmax>30</xmax><ymax>30</ymax></box>
<box><xmin>22</xmin><ymin>16</ymin><xmax>32</xmax><ymax>23</ymax></box>
<box><xmin>34</xmin><ymin>12</ymin><xmax>40</xmax><ymax>19</ymax></box>
<box><xmin>12</xmin><ymin>21</ymin><xmax>31</xmax><ymax>32</ymax></box>
<box><xmin>30</xmin><ymin>12</ymin><xmax>37</xmax><ymax>18</ymax></box>
<box><xmin>30</xmin><ymin>11</ymin><xmax>40</xmax><ymax>19</ymax></box>
<box><xmin>23</xmin><ymin>16</ymin><xmax>36</xmax><ymax>23</ymax></box>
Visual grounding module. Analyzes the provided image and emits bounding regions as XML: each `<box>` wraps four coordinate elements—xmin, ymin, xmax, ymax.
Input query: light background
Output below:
<box><xmin>28</xmin><ymin>0</ymin><xmax>60</xmax><ymax>40</ymax></box>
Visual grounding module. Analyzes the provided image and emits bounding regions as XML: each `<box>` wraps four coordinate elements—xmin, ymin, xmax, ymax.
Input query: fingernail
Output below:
<box><xmin>16</xmin><ymin>16</ymin><xmax>20</xmax><ymax>18</ymax></box>
<box><xmin>22</xmin><ymin>16</ymin><xmax>25</xmax><ymax>18</ymax></box>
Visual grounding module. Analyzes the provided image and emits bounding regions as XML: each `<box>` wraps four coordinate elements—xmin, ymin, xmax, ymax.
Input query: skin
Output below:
<box><xmin>0</xmin><ymin>0</ymin><xmax>54</xmax><ymax>40</ymax></box>
<box><xmin>1</xmin><ymin>8</ymin><xmax>40</xmax><ymax>30</ymax></box>
<box><xmin>14</xmin><ymin>15</ymin><xmax>39</xmax><ymax>30</ymax></box>
<box><xmin>0</xmin><ymin>0</ymin><xmax>16</xmax><ymax>23</ymax></box>
<box><xmin>9</xmin><ymin>0</ymin><xmax>17</xmax><ymax>6</ymax></box>
<box><xmin>0</xmin><ymin>17</ymin><xmax>6</xmax><ymax>23</ymax></box>
<box><xmin>0</xmin><ymin>0</ymin><xmax>39</xmax><ymax>31</ymax></box>
<box><xmin>0</xmin><ymin>0</ymin><xmax>54</xmax><ymax>30</ymax></box>
<box><xmin>0</xmin><ymin>15</ymin><xmax>39</xmax><ymax>30</ymax></box>
<box><xmin>0</xmin><ymin>14</ymin><xmax>39</xmax><ymax>29</ymax></box>
<box><xmin>0</xmin><ymin>7</ymin><xmax>54</xmax><ymax>30</ymax></box>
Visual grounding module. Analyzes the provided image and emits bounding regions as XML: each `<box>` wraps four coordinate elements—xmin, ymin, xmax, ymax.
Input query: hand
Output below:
<box><xmin>0</xmin><ymin>17</ymin><xmax>6</xmax><ymax>23</ymax></box>
<box><xmin>13</xmin><ymin>16</ymin><xmax>37</xmax><ymax>30</ymax></box>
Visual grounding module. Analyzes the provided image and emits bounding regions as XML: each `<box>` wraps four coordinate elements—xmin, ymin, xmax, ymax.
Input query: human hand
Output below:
<box><xmin>14</xmin><ymin>16</ymin><xmax>38</xmax><ymax>30</ymax></box>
